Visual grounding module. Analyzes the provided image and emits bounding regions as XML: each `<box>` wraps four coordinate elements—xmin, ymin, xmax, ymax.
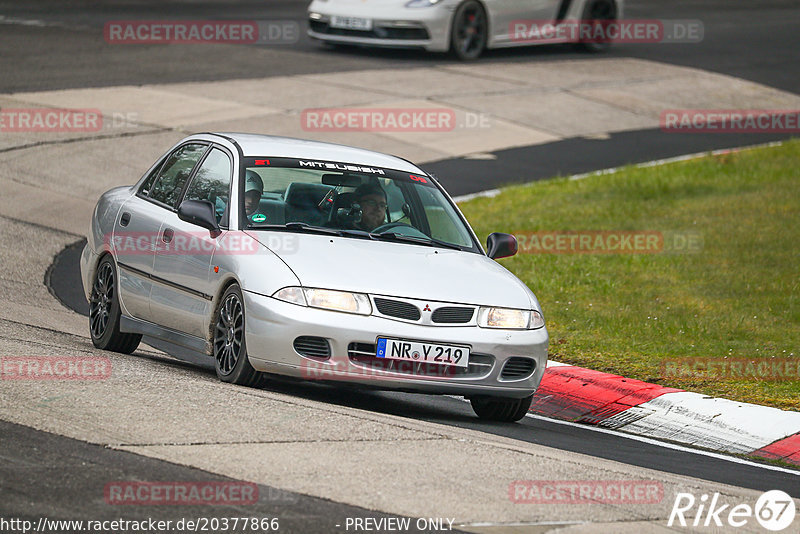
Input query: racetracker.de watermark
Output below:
<box><xmin>104</xmin><ymin>20</ymin><xmax>299</xmax><ymax>45</ymax></box>
<box><xmin>300</xmin><ymin>359</ymin><xmax>457</xmax><ymax>382</ymax></box>
<box><xmin>509</xmin><ymin>480</ymin><xmax>664</xmax><ymax>504</ymax></box>
<box><xmin>300</xmin><ymin>108</ymin><xmax>490</xmax><ymax>133</ymax></box>
<box><xmin>661</xmin><ymin>358</ymin><xmax>800</xmax><ymax>381</ymax></box>
<box><xmin>106</xmin><ymin>231</ymin><xmax>299</xmax><ymax>256</ymax></box>
<box><xmin>104</xmin><ymin>482</ymin><xmax>258</xmax><ymax>506</ymax></box>
<box><xmin>1</xmin><ymin>357</ymin><xmax>111</xmax><ymax>380</ymax></box>
<box><xmin>510</xmin><ymin>19</ymin><xmax>703</xmax><ymax>44</ymax></box>
<box><xmin>661</xmin><ymin>110</ymin><xmax>800</xmax><ymax>133</ymax></box>
<box><xmin>0</xmin><ymin>108</ymin><xmax>141</xmax><ymax>133</ymax></box>
<box><xmin>514</xmin><ymin>231</ymin><xmax>703</xmax><ymax>254</ymax></box>
<box><xmin>0</xmin><ymin>108</ymin><xmax>101</xmax><ymax>132</ymax></box>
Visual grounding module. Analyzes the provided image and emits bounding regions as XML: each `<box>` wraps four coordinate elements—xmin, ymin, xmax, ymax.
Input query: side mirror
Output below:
<box><xmin>486</xmin><ymin>232</ymin><xmax>517</xmax><ymax>259</ymax></box>
<box><xmin>178</xmin><ymin>200</ymin><xmax>220</xmax><ymax>235</ymax></box>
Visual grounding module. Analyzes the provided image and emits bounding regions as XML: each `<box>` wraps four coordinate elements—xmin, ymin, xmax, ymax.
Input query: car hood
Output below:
<box><xmin>246</xmin><ymin>232</ymin><xmax>536</xmax><ymax>309</ymax></box>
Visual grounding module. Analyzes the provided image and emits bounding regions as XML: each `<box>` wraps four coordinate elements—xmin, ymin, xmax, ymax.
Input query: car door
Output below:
<box><xmin>114</xmin><ymin>143</ymin><xmax>206</xmax><ymax>320</ymax></box>
<box><xmin>149</xmin><ymin>146</ymin><xmax>234</xmax><ymax>338</ymax></box>
<box><xmin>489</xmin><ymin>0</ymin><xmax>562</xmax><ymax>46</ymax></box>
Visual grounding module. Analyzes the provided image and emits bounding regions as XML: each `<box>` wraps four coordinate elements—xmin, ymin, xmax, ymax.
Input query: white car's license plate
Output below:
<box><xmin>330</xmin><ymin>16</ymin><xmax>373</xmax><ymax>31</ymax></box>
<box><xmin>376</xmin><ymin>338</ymin><xmax>470</xmax><ymax>368</ymax></box>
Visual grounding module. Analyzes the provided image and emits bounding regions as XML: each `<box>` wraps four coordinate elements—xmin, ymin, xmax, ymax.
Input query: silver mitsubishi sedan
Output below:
<box><xmin>80</xmin><ymin>133</ymin><xmax>548</xmax><ymax>422</ymax></box>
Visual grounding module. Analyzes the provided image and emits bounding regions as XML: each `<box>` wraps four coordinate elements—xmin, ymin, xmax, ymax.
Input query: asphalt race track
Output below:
<box><xmin>1</xmin><ymin>0</ymin><xmax>797</xmax><ymax>92</ymax></box>
<box><xmin>1</xmin><ymin>1</ymin><xmax>799</xmax><ymax>532</ymax></box>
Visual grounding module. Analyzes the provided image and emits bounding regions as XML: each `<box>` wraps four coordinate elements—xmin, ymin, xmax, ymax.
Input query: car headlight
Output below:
<box><xmin>405</xmin><ymin>0</ymin><xmax>444</xmax><ymax>7</ymax></box>
<box><xmin>273</xmin><ymin>287</ymin><xmax>372</xmax><ymax>315</ymax></box>
<box><xmin>477</xmin><ymin>307</ymin><xmax>545</xmax><ymax>330</ymax></box>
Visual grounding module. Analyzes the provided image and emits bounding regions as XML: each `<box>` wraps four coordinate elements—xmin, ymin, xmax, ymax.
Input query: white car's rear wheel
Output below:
<box><xmin>213</xmin><ymin>284</ymin><xmax>264</xmax><ymax>387</ymax></box>
<box><xmin>450</xmin><ymin>1</ymin><xmax>488</xmax><ymax>60</ymax></box>
<box><xmin>470</xmin><ymin>394</ymin><xmax>534</xmax><ymax>422</ymax></box>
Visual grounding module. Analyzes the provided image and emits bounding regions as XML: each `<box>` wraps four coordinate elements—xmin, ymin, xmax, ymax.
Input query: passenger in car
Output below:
<box><xmin>244</xmin><ymin>170</ymin><xmax>264</xmax><ymax>219</ymax></box>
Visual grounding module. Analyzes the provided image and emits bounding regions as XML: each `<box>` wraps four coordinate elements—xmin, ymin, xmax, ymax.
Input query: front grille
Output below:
<box><xmin>501</xmin><ymin>357</ymin><xmax>536</xmax><ymax>380</ymax></box>
<box><xmin>293</xmin><ymin>336</ymin><xmax>331</xmax><ymax>360</ymax></box>
<box><xmin>374</xmin><ymin>298</ymin><xmax>421</xmax><ymax>321</ymax></box>
<box><xmin>309</xmin><ymin>20</ymin><xmax>430</xmax><ymax>40</ymax></box>
<box><xmin>348</xmin><ymin>343</ymin><xmax>493</xmax><ymax>378</ymax></box>
<box><xmin>431</xmin><ymin>306</ymin><xmax>475</xmax><ymax>324</ymax></box>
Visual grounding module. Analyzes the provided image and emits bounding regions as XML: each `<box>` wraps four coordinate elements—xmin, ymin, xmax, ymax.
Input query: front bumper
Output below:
<box><xmin>243</xmin><ymin>291</ymin><xmax>548</xmax><ymax>398</ymax></box>
<box><xmin>307</xmin><ymin>6</ymin><xmax>452</xmax><ymax>52</ymax></box>
<box><xmin>79</xmin><ymin>242</ymin><xmax>98</xmax><ymax>304</ymax></box>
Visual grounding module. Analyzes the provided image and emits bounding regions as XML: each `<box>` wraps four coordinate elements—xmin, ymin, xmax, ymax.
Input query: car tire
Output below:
<box><xmin>470</xmin><ymin>394</ymin><xmax>534</xmax><ymax>422</ymax></box>
<box><xmin>89</xmin><ymin>255</ymin><xmax>142</xmax><ymax>354</ymax></box>
<box><xmin>212</xmin><ymin>284</ymin><xmax>264</xmax><ymax>387</ymax></box>
<box><xmin>450</xmin><ymin>0</ymin><xmax>488</xmax><ymax>60</ymax></box>
<box><xmin>579</xmin><ymin>0</ymin><xmax>618</xmax><ymax>52</ymax></box>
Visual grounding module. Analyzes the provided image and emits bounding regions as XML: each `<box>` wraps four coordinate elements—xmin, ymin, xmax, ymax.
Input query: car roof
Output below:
<box><xmin>209</xmin><ymin>133</ymin><xmax>424</xmax><ymax>174</ymax></box>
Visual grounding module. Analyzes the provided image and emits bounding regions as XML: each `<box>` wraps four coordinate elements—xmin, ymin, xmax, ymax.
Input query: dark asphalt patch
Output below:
<box><xmin>423</xmin><ymin>130</ymin><xmax>797</xmax><ymax>197</ymax></box>
<box><xmin>45</xmin><ymin>238</ymin><xmax>88</xmax><ymax>316</ymax></box>
<box><xmin>0</xmin><ymin>420</ymin><xmax>465</xmax><ymax>534</ymax></box>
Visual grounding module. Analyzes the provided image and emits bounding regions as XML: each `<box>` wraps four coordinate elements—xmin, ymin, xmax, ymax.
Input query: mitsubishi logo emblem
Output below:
<box><xmin>423</xmin><ymin>304</ymin><xmax>431</xmax><ymax>312</ymax></box>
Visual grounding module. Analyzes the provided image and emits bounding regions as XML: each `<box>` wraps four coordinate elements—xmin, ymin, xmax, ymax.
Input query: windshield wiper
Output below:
<box><xmin>369</xmin><ymin>232</ymin><xmax>464</xmax><ymax>251</ymax></box>
<box><xmin>251</xmin><ymin>223</ymin><xmax>380</xmax><ymax>240</ymax></box>
<box><xmin>335</xmin><ymin>228</ymin><xmax>373</xmax><ymax>239</ymax></box>
<box><xmin>250</xmin><ymin>222</ymin><xmax>342</xmax><ymax>236</ymax></box>
<box><xmin>249</xmin><ymin>223</ymin><xmax>463</xmax><ymax>250</ymax></box>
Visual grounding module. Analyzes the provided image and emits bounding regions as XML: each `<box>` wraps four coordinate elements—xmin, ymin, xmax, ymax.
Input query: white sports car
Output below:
<box><xmin>80</xmin><ymin>133</ymin><xmax>548</xmax><ymax>422</ymax></box>
<box><xmin>308</xmin><ymin>0</ymin><xmax>622</xmax><ymax>59</ymax></box>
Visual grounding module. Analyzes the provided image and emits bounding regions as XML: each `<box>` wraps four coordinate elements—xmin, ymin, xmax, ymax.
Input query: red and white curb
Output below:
<box><xmin>532</xmin><ymin>361</ymin><xmax>800</xmax><ymax>466</ymax></box>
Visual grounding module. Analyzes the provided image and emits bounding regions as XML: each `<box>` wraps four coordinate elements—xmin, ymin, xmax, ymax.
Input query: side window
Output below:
<box><xmin>148</xmin><ymin>143</ymin><xmax>207</xmax><ymax>207</ymax></box>
<box><xmin>139</xmin><ymin>157</ymin><xmax>166</xmax><ymax>197</ymax></box>
<box><xmin>183</xmin><ymin>148</ymin><xmax>233</xmax><ymax>227</ymax></box>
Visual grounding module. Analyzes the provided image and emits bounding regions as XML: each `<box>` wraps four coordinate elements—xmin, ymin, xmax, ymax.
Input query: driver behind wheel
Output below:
<box><xmin>353</xmin><ymin>183</ymin><xmax>387</xmax><ymax>232</ymax></box>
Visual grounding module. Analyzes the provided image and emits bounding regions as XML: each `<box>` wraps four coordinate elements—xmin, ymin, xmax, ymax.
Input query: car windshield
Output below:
<box><xmin>241</xmin><ymin>157</ymin><xmax>478</xmax><ymax>251</ymax></box>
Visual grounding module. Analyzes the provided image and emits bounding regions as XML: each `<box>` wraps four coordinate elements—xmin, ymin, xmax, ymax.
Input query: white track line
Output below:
<box><xmin>525</xmin><ymin>412</ymin><xmax>800</xmax><ymax>476</ymax></box>
<box><xmin>448</xmin><ymin>396</ymin><xmax>798</xmax><ymax>475</ymax></box>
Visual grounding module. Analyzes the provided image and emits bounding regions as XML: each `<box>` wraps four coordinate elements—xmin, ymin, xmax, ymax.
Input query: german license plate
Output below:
<box><xmin>376</xmin><ymin>338</ymin><xmax>470</xmax><ymax>368</ymax></box>
<box><xmin>330</xmin><ymin>16</ymin><xmax>373</xmax><ymax>31</ymax></box>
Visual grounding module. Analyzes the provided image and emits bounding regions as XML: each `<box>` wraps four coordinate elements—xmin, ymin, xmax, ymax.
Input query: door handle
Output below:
<box><xmin>162</xmin><ymin>228</ymin><xmax>174</xmax><ymax>244</ymax></box>
<box><xmin>120</xmin><ymin>212</ymin><xmax>131</xmax><ymax>227</ymax></box>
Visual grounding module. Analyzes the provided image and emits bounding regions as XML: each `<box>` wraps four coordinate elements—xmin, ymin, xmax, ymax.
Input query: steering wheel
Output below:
<box><xmin>371</xmin><ymin>222</ymin><xmax>409</xmax><ymax>233</ymax></box>
<box><xmin>370</xmin><ymin>222</ymin><xmax>429</xmax><ymax>238</ymax></box>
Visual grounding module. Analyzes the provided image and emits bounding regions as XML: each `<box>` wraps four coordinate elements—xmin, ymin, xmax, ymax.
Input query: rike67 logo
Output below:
<box><xmin>668</xmin><ymin>490</ymin><xmax>796</xmax><ymax>531</ymax></box>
